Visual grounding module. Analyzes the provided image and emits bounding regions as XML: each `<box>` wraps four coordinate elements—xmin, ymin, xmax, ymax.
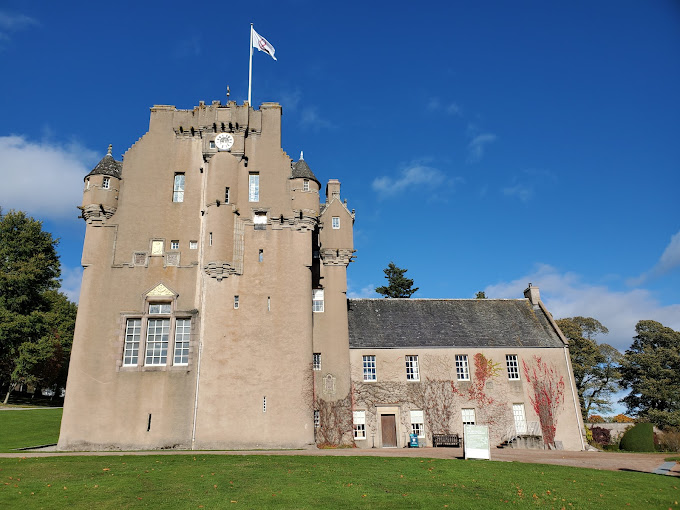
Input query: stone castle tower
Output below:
<box><xmin>58</xmin><ymin>100</ymin><xmax>355</xmax><ymax>450</ymax></box>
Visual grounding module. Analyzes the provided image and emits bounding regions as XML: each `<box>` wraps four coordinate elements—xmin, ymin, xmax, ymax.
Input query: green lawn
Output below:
<box><xmin>0</xmin><ymin>409</ymin><xmax>677</xmax><ymax>508</ymax></box>
<box><xmin>0</xmin><ymin>408</ymin><xmax>62</xmax><ymax>452</ymax></box>
<box><xmin>0</xmin><ymin>455</ymin><xmax>678</xmax><ymax>509</ymax></box>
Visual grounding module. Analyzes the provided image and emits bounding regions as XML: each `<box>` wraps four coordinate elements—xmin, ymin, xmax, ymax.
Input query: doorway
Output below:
<box><xmin>381</xmin><ymin>414</ymin><xmax>397</xmax><ymax>447</ymax></box>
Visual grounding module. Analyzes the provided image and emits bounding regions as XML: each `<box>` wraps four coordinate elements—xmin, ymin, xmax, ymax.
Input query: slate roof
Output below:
<box><xmin>291</xmin><ymin>158</ymin><xmax>320</xmax><ymax>186</ymax></box>
<box><xmin>347</xmin><ymin>299</ymin><xmax>565</xmax><ymax>349</ymax></box>
<box><xmin>85</xmin><ymin>146</ymin><xmax>122</xmax><ymax>180</ymax></box>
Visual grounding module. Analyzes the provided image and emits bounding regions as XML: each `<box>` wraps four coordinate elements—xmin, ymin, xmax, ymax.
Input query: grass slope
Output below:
<box><xmin>0</xmin><ymin>408</ymin><xmax>62</xmax><ymax>452</ymax></box>
<box><xmin>0</xmin><ymin>455</ymin><xmax>678</xmax><ymax>509</ymax></box>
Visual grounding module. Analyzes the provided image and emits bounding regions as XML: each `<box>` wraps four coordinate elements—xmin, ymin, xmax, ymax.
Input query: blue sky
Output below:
<box><xmin>1</xmin><ymin>0</ymin><xmax>678</xmax><ymax>358</ymax></box>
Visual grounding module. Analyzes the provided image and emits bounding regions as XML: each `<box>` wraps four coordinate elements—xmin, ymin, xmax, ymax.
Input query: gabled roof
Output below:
<box><xmin>291</xmin><ymin>158</ymin><xmax>320</xmax><ymax>186</ymax></box>
<box><xmin>86</xmin><ymin>145</ymin><xmax>122</xmax><ymax>180</ymax></box>
<box><xmin>347</xmin><ymin>298</ymin><xmax>564</xmax><ymax>349</ymax></box>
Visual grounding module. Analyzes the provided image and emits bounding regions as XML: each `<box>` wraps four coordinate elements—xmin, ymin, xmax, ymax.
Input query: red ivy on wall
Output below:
<box><xmin>522</xmin><ymin>356</ymin><xmax>565</xmax><ymax>448</ymax></box>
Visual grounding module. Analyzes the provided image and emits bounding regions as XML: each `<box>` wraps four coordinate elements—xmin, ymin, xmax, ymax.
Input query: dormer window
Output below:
<box><xmin>102</xmin><ymin>177</ymin><xmax>110</xmax><ymax>189</ymax></box>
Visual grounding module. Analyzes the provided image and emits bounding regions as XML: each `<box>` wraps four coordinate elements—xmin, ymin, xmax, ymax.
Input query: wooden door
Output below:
<box><xmin>381</xmin><ymin>414</ymin><xmax>397</xmax><ymax>447</ymax></box>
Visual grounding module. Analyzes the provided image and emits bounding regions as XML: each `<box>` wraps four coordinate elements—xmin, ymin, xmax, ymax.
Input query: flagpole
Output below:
<box><xmin>248</xmin><ymin>23</ymin><xmax>254</xmax><ymax>105</ymax></box>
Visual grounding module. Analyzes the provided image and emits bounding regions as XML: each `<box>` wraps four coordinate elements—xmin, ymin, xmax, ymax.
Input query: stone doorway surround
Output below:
<box><xmin>375</xmin><ymin>405</ymin><xmax>401</xmax><ymax>448</ymax></box>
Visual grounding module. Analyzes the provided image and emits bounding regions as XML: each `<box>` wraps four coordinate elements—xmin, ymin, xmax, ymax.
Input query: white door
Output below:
<box><xmin>513</xmin><ymin>404</ymin><xmax>527</xmax><ymax>435</ymax></box>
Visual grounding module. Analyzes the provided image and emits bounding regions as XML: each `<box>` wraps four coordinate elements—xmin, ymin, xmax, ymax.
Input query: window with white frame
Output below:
<box><xmin>506</xmin><ymin>354</ymin><xmax>520</xmax><ymax>380</ymax></box>
<box><xmin>332</xmin><ymin>216</ymin><xmax>340</xmax><ymax>229</ymax></box>
<box><xmin>303</xmin><ymin>179</ymin><xmax>310</xmax><ymax>192</ymax></box>
<box><xmin>253</xmin><ymin>212</ymin><xmax>267</xmax><ymax>230</ymax></box>
<box><xmin>312</xmin><ymin>289</ymin><xmax>324</xmax><ymax>312</ymax></box>
<box><xmin>410</xmin><ymin>410</ymin><xmax>424</xmax><ymax>438</ymax></box>
<box><xmin>353</xmin><ymin>411</ymin><xmax>366</xmax><ymax>439</ymax></box>
<box><xmin>363</xmin><ymin>355</ymin><xmax>376</xmax><ymax>381</ymax></box>
<box><xmin>455</xmin><ymin>354</ymin><xmax>470</xmax><ymax>381</ymax></box>
<box><xmin>173</xmin><ymin>173</ymin><xmax>185</xmax><ymax>202</ymax></box>
<box><xmin>122</xmin><ymin>302</ymin><xmax>191</xmax><ymax>368</ymax></box>
<box><xmin>170</xmin><ymin>240</ymin><xmax>179</xmax><ymax>250</ymax></box>
<box><xmin>313</xmin><ymin>353</ymin><xmax>321</xmax><ymax>371</ymax></box>
<box><xmin>249</xmin><ymin>173</ymin><xmax>259</xmax><ymax>202</ymax></box>
<box><xmin>173</xmin><ymin>319</ymin><xmax>191</xmax><ymax>365</ymax></box>
<box><xmin>234</xmin><ymin>296</ymin><xmax>239</xmax><ymax>309</ymax></box>
<box><xmin>189</xmin><ymin>240</ymin><xmax>198</xmax><ymax>250</ymax></box>
<box><xmin>102</xmin><ymin>176</ymin><xmax>110</xmax><ymax>189</ymax></box>
<box><xmin>462</xmin><ymin>408</ymin><xmax>476</xmax><ymax>425</ymax></box>
<box><xmin>123</xmin><ymin>319</ymin><xmax>141</xmax><ymax>366</ymax></box>
<box><xmin>405</xmin><ymin>355</ymin><xmax>419</xmax><ymax>381</ymax></box>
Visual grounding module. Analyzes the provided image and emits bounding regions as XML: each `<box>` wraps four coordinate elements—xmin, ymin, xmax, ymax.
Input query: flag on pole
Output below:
<box><xmin>252</xmin><ymin>29</ymin><xmax>277</xmax><ymax>61</ymax></box>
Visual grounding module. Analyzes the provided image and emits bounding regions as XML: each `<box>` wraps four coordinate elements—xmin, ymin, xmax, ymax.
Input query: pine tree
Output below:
<box><xmin>375</xmin><ymin>262</ymin><xmax>418</xmax><ymax>298</ymax></box>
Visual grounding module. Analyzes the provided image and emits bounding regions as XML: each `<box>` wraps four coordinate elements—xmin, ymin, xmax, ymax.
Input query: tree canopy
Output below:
<box><xmin>556</xmin><ymin>316</ymin><xmax>620</xmax><ymax>420</ymax></box>
<box><xmin>0</xmin><ymin>209</ymin><xmax>77</xmax><ymax>403</ymax></box>
<box><xmin>475</xmin><ymin>291</ymin><xmax>487</xmax><ymax>299</ymax></box>
<box><xmin>375</xmin><ymin>262</ymin><xmax>419</xmax><ymax>298</ymax></box>
<box><xmin>620</xmin><ymin>320</ymin><xmax>680</xmax><ymax>429</ymax></box>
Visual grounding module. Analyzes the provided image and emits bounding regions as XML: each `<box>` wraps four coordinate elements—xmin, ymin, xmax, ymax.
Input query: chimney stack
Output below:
<box><xmin>523</xmin><ymin>283</ymin><xmax>540</xmax><ymax>305</ymax></box>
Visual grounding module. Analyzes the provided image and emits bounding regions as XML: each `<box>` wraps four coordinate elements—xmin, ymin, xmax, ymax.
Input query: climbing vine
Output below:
<box><xmin>522</xmin><ymin>355</ymin><xmax>565</xmax><ymax>448</ymax></box>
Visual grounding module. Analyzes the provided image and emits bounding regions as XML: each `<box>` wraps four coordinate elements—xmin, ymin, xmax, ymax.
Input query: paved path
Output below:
<box><xmin>0</xmin><ymin>446</ymin><xmax>677</xmax><ymax>476</ymax></box>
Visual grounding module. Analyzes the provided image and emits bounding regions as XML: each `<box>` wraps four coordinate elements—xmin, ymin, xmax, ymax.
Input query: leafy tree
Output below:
<box><xmin>556</xmin><ymin>316</ymin><xmax>621</xmax><ymax>421</ymax></box>
<box><xmin>0</xmin><ymin>209</ymin><xmax>76</xmax><ymax>403</ymax></box>
<box><xmin>620</xmin><ymin>320</ymin><xmax>680</xmax><ymax>429</ymax></box>
<box><xmin>475</xmin><ymin>291</ymin><xmax>487</xmax><ymax>299</ymax></box>
<box><xmin>375</xmin><ymin>262</ymin><xmax>419</xmax><ymax>298</ymax></box>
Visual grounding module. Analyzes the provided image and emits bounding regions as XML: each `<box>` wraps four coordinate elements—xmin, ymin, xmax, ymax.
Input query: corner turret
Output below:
<box><xmin>80</xmin><ymin>145</ymin><xmax>122</xmax><ymax>222</ymax></box>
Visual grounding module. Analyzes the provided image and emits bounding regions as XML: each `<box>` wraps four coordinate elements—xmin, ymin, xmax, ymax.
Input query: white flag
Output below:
<box><xmin>252</xmin><ymin>29</ymin><xmax>277</xmax><ymax>61</ymax></box>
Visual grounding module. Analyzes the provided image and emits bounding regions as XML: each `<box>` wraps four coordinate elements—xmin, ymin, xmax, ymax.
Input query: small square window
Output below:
<box><xmin>189</xmin><ymin>241</ymin><xmax>198</xmax><ymax>250</ymax></box>
<box><xmin>209</xmin><ymin>141</ymin><xmax>216</xmax><ymax>149</ymax></box>
<box><xmin>363</xmin><ymin>355</ymin><xmax>376</xmax><ymax>381</ymax></box>
<box><xmin>332</xmin><ymin>216</ymin><xmax>340</xmax><ymax>229</ymax></box>
<box><xmin>234</xmin><ymin>296</ymin><xmax>239</xmax><ymax>309</ymax></box>
<box><xmin>102</xmin><ymin>176</ymin><xmax>110</xmax><ymax>189</ymax></box>
<box><xmin>462</xmin><ymin>408</ymin><xmax>476</xmax><ymax>425</ymax></box>
<box><xmin>313</xmin><ymin>353</ymin><xmax>321</xmax><ymax>371</ymax></box>
<box><xmin>170</xmin><ymin>240</ymin><xmax>179</xmax><ymax>250</ymax></box>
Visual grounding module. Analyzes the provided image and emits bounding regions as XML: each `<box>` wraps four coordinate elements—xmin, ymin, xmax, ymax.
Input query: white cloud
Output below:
<box><xmin>372</xmin><ymin>162</ymin><xmax>448</xmax><ymax>198</ymax></box>
<box><xmin>628</xmin><ymin>229</ymin><xmax>680</xmax><ymax>285</ymax></box>
<box><xmin>467</xmin><ymin>133</ymin><xmax>497</xmax><ymax>162</ymax></box>
<box><xmin>503</xmin><ymin>183</ymin><xmax>533</xmax><ymax>202</ymax></box>
<box><xmin>426</xmin><ymin>97</ymin><xmax>461</xmax><ymax>116</ymax></box>
<box><xmin>0</xmin><ymin>135</ymin><xmax>98</xmax><ymax>220</ymax></box>
<box><xmin>0</xmin><ymin>10</ymin><xmax>38</xmax><ymax>44</ymax></box>
<box><xmin>60</xmin><ymin>265</ymin><xmax>83</xmax><ymax>304</ymax></box>
<box><xmin>347</xmin><ymin>282</ymin><xmax>376</xmax><ymax>299</ymax></box>
<box><xmin>299</xmin><ymin>106</ymin><xmax>333</xmax><ymax>131</ymax></box>
<box><xmin>280</xmin><ymin>89</ymin><xmax>302</xmax><ymax>112</ymax></box>
<box><xmin>484</xmin><ymin>263</ymin><xmax>680</xmax><ymax>352</ymax></box>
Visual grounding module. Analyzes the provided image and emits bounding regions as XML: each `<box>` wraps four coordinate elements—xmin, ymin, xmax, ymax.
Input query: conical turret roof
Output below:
<box><xmin>85</xmin><ymin>145</ymin><xmax>122</xmax><ymax>181</ymax></box>
<box><xmin>291</xmin><ymin>153</ymin><xmax>320</xmax><ymax>186</ymax></box>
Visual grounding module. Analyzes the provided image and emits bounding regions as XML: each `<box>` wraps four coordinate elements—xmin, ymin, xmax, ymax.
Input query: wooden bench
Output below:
<box><xmin>432</xmin><ymin>433</ymin><xmax>461</xmax><ymax>448</ymax></box>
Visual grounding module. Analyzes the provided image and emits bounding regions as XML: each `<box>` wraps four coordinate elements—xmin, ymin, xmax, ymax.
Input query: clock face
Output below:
<box><xmin>214</xmin><ymin>133</ymin><xmax>234</xmax><ymax>151</ymax></box>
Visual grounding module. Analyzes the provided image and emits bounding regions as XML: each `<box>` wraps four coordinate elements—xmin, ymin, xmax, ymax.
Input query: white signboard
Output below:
<box><xmin>464</xmin><ymin>424</ymin><xmax>490</xmax><ymax>460</ymax></box>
